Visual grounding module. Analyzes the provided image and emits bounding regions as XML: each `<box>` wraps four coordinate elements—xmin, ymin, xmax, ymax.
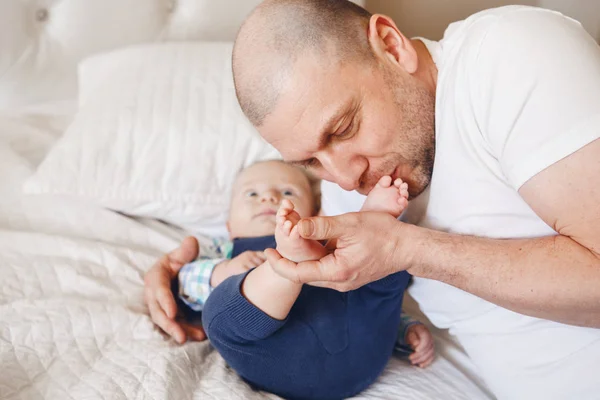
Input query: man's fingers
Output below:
<box><xmin>253</xmin><ymin>251</ymin><xmax>267</xmax><ymax>264</ymax></box>
<box><xmin>148</xmin><ymin>299</ymin><xmax>186</xmax><ymax>344</ymax></box>
<box><xmin>156</xmin><ymin>287</ymin><xmax>178</xmax><ymax>319</ymax></box>
<box><xmin>298</xmin><ymin>214</ymin><xmax>357</xmax><ymax>241</ymax></box>
<box><xmin>167</xmin><ymin>236</ymin><xmax>199</xmax><ymax>273</ymax></box>
<box><xmin>264</xmin><ymin>249</ymin><xmax>301</xmax><ymax>282</ymax></box>
<box><xmin>265</xmin><ymin>248</ymin><xmax>341</xmax><ymax>284</ymax></box>
<box><xmin>324</xmin><ymin>238</ymin><xmax>338</xmax><ymax>252</ymax></box>
<box><xmin>180</xmin><ymin>322</ymin><xmax>207</xmax><ymax>342</ymax></box>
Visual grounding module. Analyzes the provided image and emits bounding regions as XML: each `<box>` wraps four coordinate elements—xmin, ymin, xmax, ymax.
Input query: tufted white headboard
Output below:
<box><xmin>0</xmin><ymin>0</ymin><xmax>366</xmax><ymax>110</ymax></box>
<box><xmin>0</xmin><ymin>0</ymin><xmax>264</xmax><ymax>109</ymax></box>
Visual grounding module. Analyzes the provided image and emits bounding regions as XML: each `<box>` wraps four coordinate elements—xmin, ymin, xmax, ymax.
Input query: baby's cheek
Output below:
<box><xmin>298</xmin><ymin>201</ymin><xmax>314</xmax><ymax>218</ymax></box>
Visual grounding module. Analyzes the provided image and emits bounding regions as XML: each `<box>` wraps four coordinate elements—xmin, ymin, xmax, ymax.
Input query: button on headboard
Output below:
<box><xmin>0</xmin><ymin>0</ymin><xmax>267</xmax><ymax>109</ymax></box>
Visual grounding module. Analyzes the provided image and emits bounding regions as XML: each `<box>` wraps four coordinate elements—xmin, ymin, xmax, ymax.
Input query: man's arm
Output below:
<box><xmin>409</xmin><ymin>139</ymin><xmax>600</xmax><ymax>327</ymax></box>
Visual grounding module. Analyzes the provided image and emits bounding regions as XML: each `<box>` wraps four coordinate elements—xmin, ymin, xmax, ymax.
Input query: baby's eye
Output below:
<box><xmin>283</xmin><ymin>189</ymin><xmax>294</xmax><ymax>196</ymax></box>
<box><xmin>246</xmin><ymin>191</ymin><xmax>258</xmax><ymax>198</ymax></box>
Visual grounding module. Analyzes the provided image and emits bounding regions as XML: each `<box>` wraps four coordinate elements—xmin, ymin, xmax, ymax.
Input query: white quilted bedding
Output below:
<box><xmin>0</xmin><ymin>109</ymin><xmax>493</xmax><ymax>400</ymax></box>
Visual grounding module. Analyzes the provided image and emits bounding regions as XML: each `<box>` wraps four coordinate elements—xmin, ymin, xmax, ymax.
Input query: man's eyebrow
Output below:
<box><xmin>287</xmin><ymin>100</ymin><xmax>354</xmax><ymax>166</ymax></box>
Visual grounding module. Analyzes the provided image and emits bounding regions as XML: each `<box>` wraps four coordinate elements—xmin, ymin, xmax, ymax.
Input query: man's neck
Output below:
<box><xmin>411</xmin><ymin>39</ymin><xmax>438</xmax><ymax>96</ymax></box>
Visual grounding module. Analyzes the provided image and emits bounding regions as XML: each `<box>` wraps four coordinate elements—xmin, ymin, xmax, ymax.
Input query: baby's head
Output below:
<box><xmin>227</xmin><ymin>160</ymin><xmax>320</xmax><ymax>239</ymax></box>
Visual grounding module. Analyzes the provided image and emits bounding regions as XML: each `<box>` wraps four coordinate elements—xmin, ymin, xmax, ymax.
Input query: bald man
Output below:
<box><xmin>145</xmin><ymin>1</ymin><xmax>600</xmax><ymax>398</ymax></box>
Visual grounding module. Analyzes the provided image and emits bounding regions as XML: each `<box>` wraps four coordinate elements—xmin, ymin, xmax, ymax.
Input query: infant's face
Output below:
<box><xmin>228</xmin><ymin>161</ymin><xmax>315</xmax><ymax>239</ymax></box>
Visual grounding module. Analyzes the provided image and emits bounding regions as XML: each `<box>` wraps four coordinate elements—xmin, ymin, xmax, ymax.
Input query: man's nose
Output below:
<box><xmin>319</xmin><ymin>152</ymin><xmax>363</xmax><ymax>191</ymax></box>
<box><xmin>260</xmin><ymin>190</ymin><xmax>280</xmax><ymax>204</ymax></box>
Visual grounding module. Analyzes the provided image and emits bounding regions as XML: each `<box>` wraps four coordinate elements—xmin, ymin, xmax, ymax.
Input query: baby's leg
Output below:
<box><xmin>275</xmin><ymin>199</ymin><xmax>327</xmax><ymax>262</ymax></box>
<box><xmin>361</xmin><ymin>176</ymin><xmax>409</xmax><ymax>217</ymax></box>
<box><xmin>234</xmin><ymin>199</ymin><xmax>326</xmax><ymax>321</ymax></box>
<box><xmin>203</xmin><ymin>278</ymin><xmax>383</xmax><ymax>400</ymax></box>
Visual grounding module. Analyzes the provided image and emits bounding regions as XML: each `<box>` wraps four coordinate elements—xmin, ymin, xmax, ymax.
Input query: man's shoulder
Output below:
<box><xmin>440</xmin><ymin>5</ymin><xmax>581</xmax><ymax>59</ymax></box>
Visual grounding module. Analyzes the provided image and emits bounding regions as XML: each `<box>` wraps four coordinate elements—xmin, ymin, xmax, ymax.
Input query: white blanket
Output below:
<box><xmin>0</xmin><ymin>110</ymin><xmax>493</xmax><ymax>399</ymax></box>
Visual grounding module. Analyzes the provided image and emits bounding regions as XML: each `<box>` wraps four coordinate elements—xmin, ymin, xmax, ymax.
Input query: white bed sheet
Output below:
<box><xmin>0</xmin><ymin>108</ymin><xmax>493</xmax><ymax>399</ymax></box>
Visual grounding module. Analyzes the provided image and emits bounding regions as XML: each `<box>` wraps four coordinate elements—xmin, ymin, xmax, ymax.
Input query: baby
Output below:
<box><xmin>178</xmin><ymin>160</ymin><xmax>434</xmax><ymax>400</ymax></box>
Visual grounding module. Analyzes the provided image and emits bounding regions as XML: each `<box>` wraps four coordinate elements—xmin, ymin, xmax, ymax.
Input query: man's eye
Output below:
<box><xmin>246</xmin><ymin>191</ymin><xmax>258</xmax><ymax>197</ymax></box>
<box><xmin>304</xmin><ymin>158</ymin><xmax>320</xmax><ymax>169</ymax></box>
<box><xmin>337</xmin><ymin>118</ymin><xmax>355</xmax><ymax>139</ymax></box>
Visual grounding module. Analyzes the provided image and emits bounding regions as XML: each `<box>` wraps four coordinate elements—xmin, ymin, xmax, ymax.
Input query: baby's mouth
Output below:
<box><xmin>254</xmin><ymin>209</ymin><xmax>277</xmax><ymax>219</ymax></box>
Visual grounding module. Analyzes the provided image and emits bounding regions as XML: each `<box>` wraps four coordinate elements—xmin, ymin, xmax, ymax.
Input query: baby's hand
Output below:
<box><xmin>406</xmin><ymin>324</ymin><xmax>435</xmax><ymax>368</ymax></box>
<box><xmin>210</xmin><ymin>251</ymin><xmax>266</xmax><ymax>287</ymax></box>
<box><xmin>275</xmin><ymin>199</ymin><xmax>327</xmax><ymax>263</ymax></box>
<box><xmin>361</xmin><ymin>176</ymin><xmax>409</xmax><ymax>217</ymax></box>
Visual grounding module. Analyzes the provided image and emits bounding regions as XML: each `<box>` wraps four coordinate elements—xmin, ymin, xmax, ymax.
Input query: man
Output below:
<box><xmin>145</xmin><ymin>1</ymin><xmax>600</xmax><ymax>398</ymax></box>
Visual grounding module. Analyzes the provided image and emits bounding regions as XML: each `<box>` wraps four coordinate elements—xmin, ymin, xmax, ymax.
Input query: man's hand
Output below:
<box><xmin>406</xmin><ymin>324</ymin><xmax>435</xmax><ymax>368</ymax></box>
<box><xmin>265</xmin><ymin>212</ymin><xmax>407</xmax><ymax>291</ymax></box>
<box><xmin>210</xmin><ymin>251</ymin><xmax>266</xmax><ymax>287</ymax></box>
<box><xmin>144</xmin><ymin>236</ymin><xmax>206</xmax><ymax>344</ymax></box>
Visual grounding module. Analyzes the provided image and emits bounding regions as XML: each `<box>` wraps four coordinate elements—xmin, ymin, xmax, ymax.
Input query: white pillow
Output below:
<box><xmin>24</xmin><ymin>42</ymin><xmax>280</xmax><ymax>235</ymax></box>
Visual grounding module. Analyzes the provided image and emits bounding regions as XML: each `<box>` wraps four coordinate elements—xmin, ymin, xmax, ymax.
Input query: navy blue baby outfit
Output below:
<box><xmin>201</xmin><ymin>235</ymin><xmax>411</xmax><ymax>400</ymax></box>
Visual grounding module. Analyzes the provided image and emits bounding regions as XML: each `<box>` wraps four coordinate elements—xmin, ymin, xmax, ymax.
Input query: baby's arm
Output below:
<box><xmin>398</xmin><ymin>313</ymin><xmax>435</xmax><ymax>368</ymax></box>
<box><xmin>178</xmin><ymin>258</ymin><xmax>225</xmax><ymax>311</ymax></box>
<box><xmin>178</xmin><ymin>251</ymin><xmax>265</xmax><ymax>311</ymax></box>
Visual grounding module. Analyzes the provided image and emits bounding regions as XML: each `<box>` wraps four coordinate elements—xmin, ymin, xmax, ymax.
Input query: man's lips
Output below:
<box><xmin>390</xmin><ymin>166</ymin><xmax>400</xmax><ymax>182</ymax></box>
<box><xmin>357</xmin><ymin>167</ymin><xmax>401</xmax><ymax>195</ymax></box>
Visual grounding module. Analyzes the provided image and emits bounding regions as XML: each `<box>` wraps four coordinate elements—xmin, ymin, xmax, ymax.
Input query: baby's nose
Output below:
<box><xmin>260</xmin><ymin>190</ymin><xmax>280</xmax><ymax>203</ymax></box>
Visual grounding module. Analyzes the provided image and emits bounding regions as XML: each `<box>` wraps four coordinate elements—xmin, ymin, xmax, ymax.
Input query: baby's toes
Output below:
<box><xmin>377</xmin><ymin>176</ymin><xmax>392</xmax><ymax>188</ymax></box>
<box><xmin>290</xmin><ymin>225</ymin><xmax>301</xmax><ymax>240</ymax></box>
<box><xmin>277</xmin><ymin>206</ymin><xmax>290</xmax><ymax>221</ymax></box>
<box><xmin>400</xmin><ymin>185</ymin><xmax>409</xmax><ymax>199</ymax></box>
<box><xmin>276</xmin><ymin>212</ymin><xmax>287</xmax><ymax>226</ymax></box>
<box><xmin>393</xmin><ymin>178</ymin><xmax>404</xmax><ymax>188</ymax></box>
<box><xmin>286</xmin><ymin>210</ymin><xmax>302</xmax><ymax>226</ymax></box>
<box><xmin>283</xmin><ymin>220</ymin><xmax>294</xmax><ymax>236</ymax></box>
<box><xmin>280</xmin><ymin>199</ymin><xmax>295</xmax><ymax>210</ymax></box>
<box><xmin>397</xmin><ymin>196</ymin><xmax>409</xmax><ymax>210</ymax></box>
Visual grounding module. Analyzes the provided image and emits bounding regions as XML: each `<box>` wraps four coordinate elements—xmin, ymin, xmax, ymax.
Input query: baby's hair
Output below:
<box><xmin>244</xmin><ymin>159</ymin><xmax>321</xmax><ymax>215</ymax></box>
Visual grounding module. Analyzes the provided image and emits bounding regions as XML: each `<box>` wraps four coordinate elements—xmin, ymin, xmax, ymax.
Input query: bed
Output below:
<box><xmin>0</xmin><ymin>1</ymin><xmax>493</xmax><ymax>399</ymax></box>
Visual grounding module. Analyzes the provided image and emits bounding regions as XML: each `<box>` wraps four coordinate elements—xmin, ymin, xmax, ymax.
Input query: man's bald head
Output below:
<box><xmin>233</xmin><ymin>0</ymin><xmax>373</xmax><ymax>127</ymax></box>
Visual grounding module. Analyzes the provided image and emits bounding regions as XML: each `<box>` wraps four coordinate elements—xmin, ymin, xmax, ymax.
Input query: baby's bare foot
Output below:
<box><xmin>275</xmin><ymin>200</ymin><xmax>326</xmax><ymax>263</ymax></box>
<box><xmin>361</xmin><ymin>176</ymin><xmax>409</xmax><ymax>217</ymax></box>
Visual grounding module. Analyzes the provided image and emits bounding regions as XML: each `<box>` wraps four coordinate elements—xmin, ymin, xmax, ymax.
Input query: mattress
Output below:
<box><xmin>0</xmin><ymin>109</ymin><xmax>494</xmax><ymax>399</ymax></box>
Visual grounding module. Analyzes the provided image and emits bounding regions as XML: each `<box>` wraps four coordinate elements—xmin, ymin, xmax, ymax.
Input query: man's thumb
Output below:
<box><xmin>298</xmin><ymin>215</ymin><xmax>347</xmax><ymax>241</ymax></box>
<box><xmin>169</xmin><ymin>236</ymin><xmax>199</xmax><ymax>269</ymax></box>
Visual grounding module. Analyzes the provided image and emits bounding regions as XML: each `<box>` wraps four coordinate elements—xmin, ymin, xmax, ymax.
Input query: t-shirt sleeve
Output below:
<box><xmin>471</xmin><ymin>8</ymin><xmax>600</xmax><ymax>190</ymax></box>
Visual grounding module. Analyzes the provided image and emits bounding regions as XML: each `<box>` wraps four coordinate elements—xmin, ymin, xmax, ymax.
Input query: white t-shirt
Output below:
<box><xmin>322</xmin><ymin>6</ymin><xmax>600</xmax><ymax>400</ymax></box>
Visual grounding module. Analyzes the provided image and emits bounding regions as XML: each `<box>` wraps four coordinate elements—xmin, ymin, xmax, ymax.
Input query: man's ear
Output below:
<box><xmin>226</xmin><ymin>221</ymin><xmax>232</xmax><ymax>239</ymax></box>
<box><xmin>367</xmin><ymin>14</ymin><xmax>418</xmax><ymax>74</ymax></box>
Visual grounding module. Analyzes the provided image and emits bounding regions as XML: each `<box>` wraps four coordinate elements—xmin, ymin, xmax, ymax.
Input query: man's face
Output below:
<box><xmin>259</xmin><ymin>53</ymin><xmax>435</xmax><ymax>197</ymax></box>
